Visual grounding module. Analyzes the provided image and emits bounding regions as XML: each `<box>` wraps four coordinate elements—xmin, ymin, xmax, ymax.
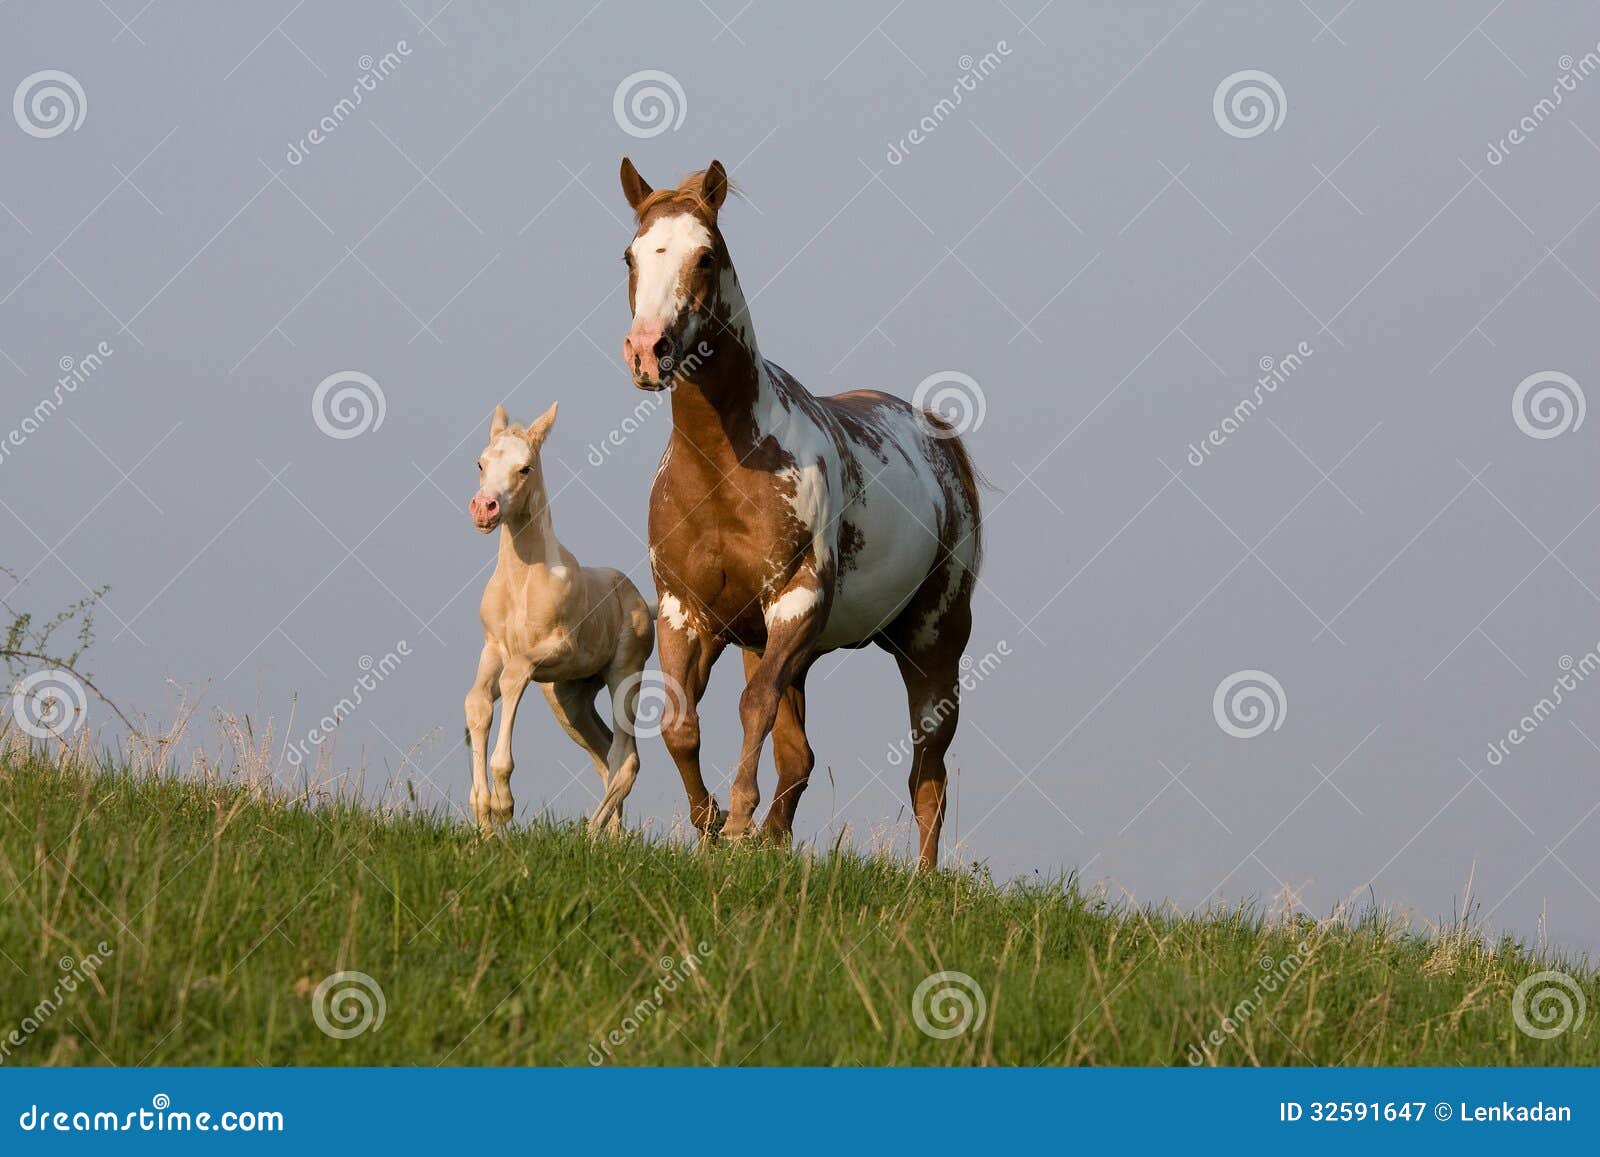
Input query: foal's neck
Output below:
<box><xmin>497</xmin><ymin>504</ymin><xmax>566</xmax><ymax>574</ymax></box>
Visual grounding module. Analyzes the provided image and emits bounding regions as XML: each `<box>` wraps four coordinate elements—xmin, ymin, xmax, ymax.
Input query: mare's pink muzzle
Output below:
<box><xmin>622</xmin><ymin>322</ymin><xmax>675</xmax><ymax>388</ymax></box>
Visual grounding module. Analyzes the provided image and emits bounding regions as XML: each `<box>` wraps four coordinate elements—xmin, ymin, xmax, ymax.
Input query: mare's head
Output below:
<box><xmin>617</xmin><ymin>157</ymin><xmax>737</xmax><ymax>390</ymax></box>
<box><xmin>468</xmin><ymin>403</ymin><xmax>557</xmax><ymax>533</ymax></box>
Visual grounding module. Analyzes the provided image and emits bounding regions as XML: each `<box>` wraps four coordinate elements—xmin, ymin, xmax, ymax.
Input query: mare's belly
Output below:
<box><xmin>815</xmin><ymin>453</ymin><xmax>942</xmax><ymax>650</ymax></box>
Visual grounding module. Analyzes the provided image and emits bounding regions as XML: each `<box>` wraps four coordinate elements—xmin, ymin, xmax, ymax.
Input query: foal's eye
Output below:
<box><xmin>696</xmin><ymin>253</ymin><xmax>714</xmax><ymax>270</ymax></box>
<box><xmin>622</xmin><ymin>251</ymin><xmax>633</xmax><ymax>267</ymax></box>
<box><xmin>519</xmin><ymin>466</ymin><xmax>531</xmax><ymax>475</ymax></box>
<box><xmin>476</xmin><ymin>460</ymin><xmax>483</xmax><ymax>470</ymax></box>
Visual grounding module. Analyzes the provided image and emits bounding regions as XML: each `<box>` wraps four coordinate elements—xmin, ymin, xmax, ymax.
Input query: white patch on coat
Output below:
<box><xmin>813</xmin><ymin>403</ymin><xmax>950</xmax><ymax>651</ymax></box>
<box><xmin>629</xmin><ymin>213</ymin><xmax>712</xmax><ymax>326</ymax></box>
<box><xmin>659</xmin><ymin>592</ymin><xmax>690</xmax><ymax>632</ymax></box>
<box><xmin>765</xmin><ymin>584</ymin><xmax>822</xmax><ymax>626</ymax></box>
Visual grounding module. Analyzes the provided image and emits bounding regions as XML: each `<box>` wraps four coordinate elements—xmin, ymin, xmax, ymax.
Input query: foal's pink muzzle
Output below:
<box><xmin>469</xmin><ymin>493</ymin><xmax>500</xmax><ymax>530</ymax></box>
<box><xmin>622</xmin><ymin>322</ymin><xmax>675</xmax><ymax>390</ymax></box>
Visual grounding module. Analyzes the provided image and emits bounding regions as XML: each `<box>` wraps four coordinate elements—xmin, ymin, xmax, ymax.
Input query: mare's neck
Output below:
<box><xmin>666</xmin><ymin>271</ymin><xmax>786</xmax><ymax>461</ymax></box>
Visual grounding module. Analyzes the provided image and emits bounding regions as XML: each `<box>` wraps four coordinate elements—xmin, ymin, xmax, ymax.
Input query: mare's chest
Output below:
<box><xmin>649</xmin><ymin>451</ymin><xmax>837</xmax><ymax>640</ymax></box>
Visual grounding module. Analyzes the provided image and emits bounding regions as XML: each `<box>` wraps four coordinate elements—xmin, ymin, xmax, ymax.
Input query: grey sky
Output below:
<box><xmin>4</xmin><ymin>1</ymin><xmax>1600</xmax><ymax>957</ymax></box>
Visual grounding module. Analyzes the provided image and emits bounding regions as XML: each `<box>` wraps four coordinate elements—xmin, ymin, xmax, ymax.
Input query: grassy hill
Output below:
<box><xmin>0</xmin><ymin>739</ymin><xmax>1595</xmax><ymax>1066</ymax></box>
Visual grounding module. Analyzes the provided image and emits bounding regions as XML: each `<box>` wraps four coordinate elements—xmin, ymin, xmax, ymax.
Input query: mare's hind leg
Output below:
<box><xmin>880</xmin><ymin>568</ymin><xmax>975</xmax><ymax>871</ymax></box>
<box><xmin>743</xmin><ymin>649</ymin><xmax>814</xmax><ymax>844</ymax></box>
<box><xmin>540</xmin><ymin>676</ymin><xmax>617</xmax><ymax>826</ymax></box>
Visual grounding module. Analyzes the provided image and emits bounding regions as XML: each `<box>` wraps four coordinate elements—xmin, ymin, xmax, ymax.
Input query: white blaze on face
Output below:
<box><xmin>629</xmin><ymin>213</ymin><xmax>712</xmax><ymax>328</ymax></box>
<box><xmin>479</xmin><ymin>433</ymin><xmax>533</xmax><ymax>505</ymax></box>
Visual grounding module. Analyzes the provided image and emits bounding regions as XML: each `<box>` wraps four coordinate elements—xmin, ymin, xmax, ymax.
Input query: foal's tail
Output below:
<box><xmin>923</xmin><ymin>412</ymin><xmax>987</xmax><ymax>577</ymax></box>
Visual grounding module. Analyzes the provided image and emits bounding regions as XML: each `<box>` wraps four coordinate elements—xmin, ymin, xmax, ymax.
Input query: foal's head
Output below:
<box><xmin>617</xmin><ymin>157</ymin><xmax>736</xmax><ymax>390</ymax></box>
<box><xmin>468</xmin><ymin>403</ymin><xmax>557</xmax><ymax>533</ymax></box>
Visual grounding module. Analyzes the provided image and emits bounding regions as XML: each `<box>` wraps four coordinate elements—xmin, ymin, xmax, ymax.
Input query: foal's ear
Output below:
<box><xmin>489</xmin><ymin>404</ymin><xmax>509</xmax><ymax>437</ymax></box>
<box><xmin>700</xmin><ymin>160</ymin><xmax>728</xmax><ymax>212</ymax></box>
<box><xmin>619</xmin><ymin>157</ymin><xmax>652</xmax><ymax>213</ymax></box>
<box><xmin>526</xmin><ymin>401</ymin><xmax>558</xmax><ymax>449</ymax></box>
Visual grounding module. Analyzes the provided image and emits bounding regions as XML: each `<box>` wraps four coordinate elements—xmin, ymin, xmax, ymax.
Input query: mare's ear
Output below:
<box><xmin>489</xmin><ymin>405</ymin><xmax>509</xmax><ymax>437</ymax></box>
<box><xmin>526</xmin><ymin>401</ymin><xmax>558</xmax><ymax>449</ymax></box>
<box><xmin>701</xmin><ymin>160</ymin><xmax>728</xmax><ymax>212</ymax></box>
<box><xmin>620</xmin><ymin>157</ymin><xmax>652</xmax><ymax>213</ymax></box>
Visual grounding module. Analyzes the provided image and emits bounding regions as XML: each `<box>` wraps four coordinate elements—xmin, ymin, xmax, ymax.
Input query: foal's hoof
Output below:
<box><xmin>719</xmin><ymin>819</ymin><xmax>760</xmax><ymax>845</ymax></box>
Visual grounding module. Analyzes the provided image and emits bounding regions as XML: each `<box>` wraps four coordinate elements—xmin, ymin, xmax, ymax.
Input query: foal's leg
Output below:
<box><xmin>590</xmin><ymin>661</ymin><xmax>643</xmax><ymax>835</ymax></box>
<box><xmin>724</xmin><ymin>605</ymin><xmax>822</xmax><ymax>842</ymax></box>
<box><xmin>742</xmin><ymin>649</ymin><xmax>814</xmax><ymax>844</ymax></box>
<box><xmin>464</xmin><ymin>643</ymin><xmax>503</xmax><ymax>832</ymax></box>
<box><xmin>541</xmin><ymin>675</ymin><xmax>613</xmax><ymax>787</ymax></box>
<box><xmin>656</xmin><ymin>616</ymin><xmax>725</xmax><ymax>838</ymax></box>
<box><xmin>487</xmin><ymin>659</ymin><xmax>533</xmax><ymax>826</ymax></box>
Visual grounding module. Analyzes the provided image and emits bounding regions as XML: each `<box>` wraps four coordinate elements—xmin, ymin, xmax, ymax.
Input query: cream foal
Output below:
<box><xmin>464</xmin><ymin>403</ymin><xmax>655</xmax><ymax>834</ymax></box>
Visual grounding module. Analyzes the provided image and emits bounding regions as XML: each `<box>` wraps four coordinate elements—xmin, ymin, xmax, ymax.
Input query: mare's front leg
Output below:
<box><xmin>464</xmin><ymin>643</ymin><xmax>503</xmax><ymax>832</ymax></box>
<box><xmin>656</xmin><ymin>610</ymin><xmax>725</xmax><ymax>839</ymax></box>
<box><xmin>487</xmin><ymin>658</ymin><xmax>533</xmax><ymax>826</ymax></box>
<box><xmin>723</xmin><ymin>586</ymin><xmax>823</xmax><ymax>842</ymax></box>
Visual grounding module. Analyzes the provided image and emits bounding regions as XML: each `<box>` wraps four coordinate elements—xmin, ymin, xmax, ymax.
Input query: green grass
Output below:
<box><xmin>0</xmin><ymin>741</ymin><xmax>1595</xmax><ymax>1066</ymax></box>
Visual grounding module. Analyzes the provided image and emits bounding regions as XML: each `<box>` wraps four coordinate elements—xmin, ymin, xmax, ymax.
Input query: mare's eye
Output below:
<box><xmin>696</xmin><ymin>253</ymin><xmax>714</xmax><ymax>270</ymax></box>
<box><xmin>476</xmin><ymin>460</ymin><xmax>483</xmax><ymax>470</ymax></box>
<box><xmin>519</xmin><ymin>466</ymin><xmax>531</xmax><ymax>475</ymax></box>
<box><xmin>622</xmin><ymin>251</ymin><xmax>634</xmax><ymax>267</ymax></box>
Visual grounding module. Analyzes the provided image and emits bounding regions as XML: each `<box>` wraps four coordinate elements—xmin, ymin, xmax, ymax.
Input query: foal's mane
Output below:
<box><xmin>632</xmin><ymin>169</ymin><xmax>739</xmax><ymax>224</ymax></box>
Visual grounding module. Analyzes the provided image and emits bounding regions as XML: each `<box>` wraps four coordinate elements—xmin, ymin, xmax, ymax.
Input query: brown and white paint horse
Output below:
<box><xmin>617</xmin><ymin>158</ymin><xmax>983</xmax><ymax>870</ymax></box>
